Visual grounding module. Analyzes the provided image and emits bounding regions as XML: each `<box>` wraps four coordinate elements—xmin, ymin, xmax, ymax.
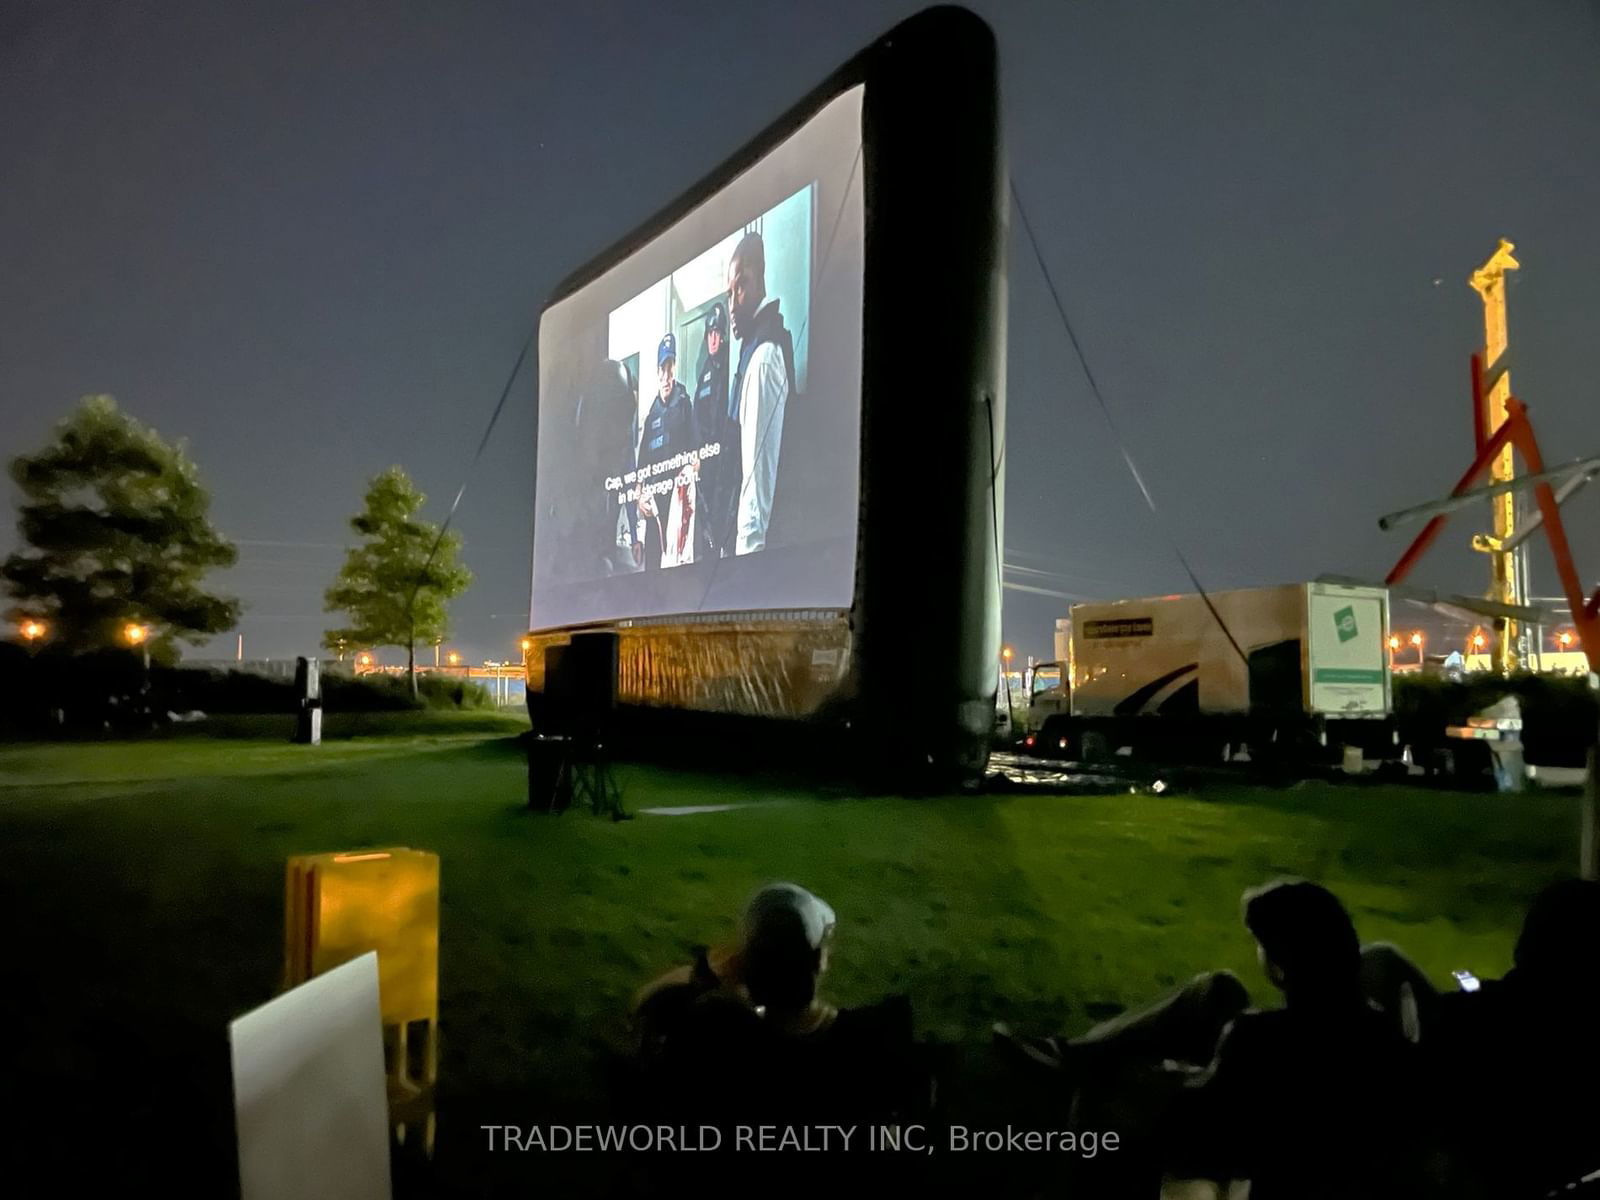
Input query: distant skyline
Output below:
<box><xmin>4</xmin><ymin>0</ymin><xmax>1598</xmax><ymax>665</ymax></box>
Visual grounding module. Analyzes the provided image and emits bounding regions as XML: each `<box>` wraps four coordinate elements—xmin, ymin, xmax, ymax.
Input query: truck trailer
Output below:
<box><xmin>1025</xmin><ymin>582</ymin><xmax>1393</xmax><ymax>762</ymax></box>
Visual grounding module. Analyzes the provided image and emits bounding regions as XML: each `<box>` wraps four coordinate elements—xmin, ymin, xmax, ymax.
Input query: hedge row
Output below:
<box><xmin>152</xmin><ymin>664</ymin><xmax>496</xmax><ymax>714</ymax></box>
<box><xmin>0</xmin><ymin>644</ymin><xmax>496</xmax><ymax>737</ymax></box>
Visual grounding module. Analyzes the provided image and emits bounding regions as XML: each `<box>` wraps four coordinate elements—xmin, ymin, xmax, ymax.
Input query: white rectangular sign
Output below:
<box><xmin>230</xmin><ymin>951</ymin><xmax>392</xmax><ymax>1200</ymax></box>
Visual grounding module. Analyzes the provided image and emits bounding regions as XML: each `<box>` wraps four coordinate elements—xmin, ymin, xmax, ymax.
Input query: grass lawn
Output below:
<box><xmin>0</xmin><ymin>712</ymin><xmax>1580</xmax><ymax>1196</ymax></box>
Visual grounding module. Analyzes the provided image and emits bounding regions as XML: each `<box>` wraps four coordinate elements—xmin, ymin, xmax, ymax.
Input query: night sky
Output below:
<box><xmin>4</xmin><ymin>0</ymin><xmax>1598</xmax><ymax>666</ymax></box>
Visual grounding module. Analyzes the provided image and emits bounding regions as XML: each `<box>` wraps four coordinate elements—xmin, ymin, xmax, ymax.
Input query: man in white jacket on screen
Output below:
<box><xmin>726</xmin><ymin>231</ymin><xmax>796</xmax><ymax>557</ymax></box>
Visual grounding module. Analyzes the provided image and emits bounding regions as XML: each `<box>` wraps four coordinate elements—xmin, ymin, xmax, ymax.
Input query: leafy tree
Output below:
<box><xmin>323</xmin><ymin>467</ymin><xmax>472</xmax><ymax>698</ymax></box>
<box><xmin>2</xmin><ymin>395</ymin><xmax>239</xmax><ymax>657</ymax></box>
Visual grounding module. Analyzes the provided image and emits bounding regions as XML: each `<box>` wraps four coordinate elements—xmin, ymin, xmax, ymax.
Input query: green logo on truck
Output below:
<box><xmin>1333</xmin><ymin>605</ymin><xmax>1358</xmax><ymax>643</ymax></box>
<box><xmin>1313</xmin><ymin>667</ymin><xmax>1385</xmax><ymax>684</ymax></box>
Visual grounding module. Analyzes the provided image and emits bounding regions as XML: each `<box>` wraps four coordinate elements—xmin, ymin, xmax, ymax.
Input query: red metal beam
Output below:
<box><xmin>1389</xmin><ymin>393</ymin><xmax>1598</xmax><ymax>673</ymax></box>
<box><xmin>1503</xmin><ymin>399</ymin><xmax>1600</xmax><ymax>674</ymax></box>
<box><xmin>1385</xmin><ymin>415</ymin><xmax>1517</xmax><ymax>586</ymax></box>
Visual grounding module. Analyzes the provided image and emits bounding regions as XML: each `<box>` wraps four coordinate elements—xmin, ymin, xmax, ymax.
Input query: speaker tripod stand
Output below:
<box><xmin>532</xmin><ymin>729</ymin><xmax>627</xmax><ymax>820</ymax></box>
<box><xmin>562</xmin><ymin>734</ymin><xmax>627</xmax><ymax>821</ymax></box>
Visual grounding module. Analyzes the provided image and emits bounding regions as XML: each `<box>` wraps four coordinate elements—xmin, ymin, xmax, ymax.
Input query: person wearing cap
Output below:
<box><xmin>633</xmin><ymin>331</ymin><xmax>699</xmax><ymax>569</ymax></box>
<box><xmin>631</xmin><ymin>883</ymin><xmax>926</xmax><ymax>1129</ymax></box>
<box><xmin>726</xmin><ymin>231</ymin><xmax>796</xmax><ymax>557</ymax></box>
<box><xmin>691</xmin><ymin>302</ymin><xmax>733</xmax><ymax>558</ymax></box>
<box><xmin>632</xmin><ymin>882</ymin><xmax>840</xmax><ymax>1046</ymax></box>
<box><xmin>734</xmin><ymin>881</ymin><xmax>842</xmax><ymax>1033</ymax></box>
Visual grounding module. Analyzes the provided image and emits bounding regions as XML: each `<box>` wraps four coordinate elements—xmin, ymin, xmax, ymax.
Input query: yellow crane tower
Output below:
<box><xmin>1469</xmin><ymin>238</ymin><xmax>1523</xmax><ymax>673</ymax></box>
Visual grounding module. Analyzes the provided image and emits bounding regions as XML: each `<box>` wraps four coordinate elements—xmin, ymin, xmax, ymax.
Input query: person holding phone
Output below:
<box><xmin>1364</xmin><ymin>880</ymin><xmax>1600</xmax><ymax>1195</ymax></box>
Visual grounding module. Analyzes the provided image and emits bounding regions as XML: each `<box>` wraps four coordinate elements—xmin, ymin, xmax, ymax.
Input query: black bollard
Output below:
<box><xmin>294</xmin><ymin>656</ymin><xmax>322</xmax><ymax>745</ymax></box>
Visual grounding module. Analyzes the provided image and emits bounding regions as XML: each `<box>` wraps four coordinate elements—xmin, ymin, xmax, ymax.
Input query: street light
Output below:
<box><xmin>447</xmin><ymin>651</ymin><xmax>461</xmax><ymax>667</ymax></box>
<box><xmin>1409</xmin><ymin>631</ymin><xmax>1424</xmax><ymax>668</ymax></box>
<box><xmin>358</xmin><ymin>653</ymin><xmax>372</xmax><ymax>670</ymax></box>
<box><xmin>519</xmin><ymin>636</ymin><xmax>532</xmax><ymax>655</ymax></box>
<box><xmin>1470</xmin><ymin>630</ymin><xmax>1487</xmax><ymax>652</ymax></box>
<box><xmin>20</xmin><ymin>618</ymin><xmax>46</xmax><ymax>643</ymax></box>
<box><xmin>123</xmin><ymin>622</ymin><xmax>151</xmax><ymax>694</ymax></box>
<box><xmin>1557</xmin><ymin>630</ymin><xmax>1576</xmax><ymax>649</ymax></box>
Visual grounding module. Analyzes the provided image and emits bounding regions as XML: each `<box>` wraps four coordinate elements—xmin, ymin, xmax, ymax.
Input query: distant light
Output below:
<box><xmin>448</xmin><ymin>652</ymin><xmax>461</xmax><ymax>665</ymax></box>
<box><xmin>1002</xmin><ymin>645</ymin><xmax>1014</xmax><ymax>662</ymax></box>
<box><xmin>20</xmin><ymin>619</ymin><xmax>46</xmax><ymax>641</ymax></box>
<box><xmin>1058</xmin><ymin>737</ymin><xmax>1068</xmax><ymax>750</ymax></box>
<box><xmin>519</xmin><ymin>637</ymin><xmax>532</xmax><ymax>653</ymax></box>
<box><xmin>1387</xmin><ymin>635</ymin><xmax>1401</xmax><ymax>651</ymax></box>
<box><xmin>123</xmin><ymin>622</ymin><xmax>148</xmax><ymax>645</ymax></box>
<box><xmin>1151</xmin><ymin>778</ymin><xmax>1168</xmax><ymax>795</ymax></box>
<box><xmin>1023</xmin><ymin>734</ymin><xmax>1035</xmax><ymax>747</ymax></box>
<box><xmin>358</xmin><ymin>653</ymin><xmax>372</xmax><ymax>666</ymax></box>
<box><xmin>1409</xmin><ymin>632</ymin><xmax>1424</xmax><ymax>647</ymax></box>
<box><xmin>1471</xmin><ymin>632</ymin><xmax>1486</xmax><ymax>649</ymax></box>
<box><xmin>1558</xmin><ymin>631</ymin><xmax>1575</xmax><ymax>648</ymax></box>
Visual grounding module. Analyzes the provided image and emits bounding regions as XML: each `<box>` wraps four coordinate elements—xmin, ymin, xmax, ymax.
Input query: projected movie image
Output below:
<box><xmin>532</xmin><ymin>87</ymin><xmax>863</xmax><ymax>630</ymax></box>
<box><xmin>608</xmin><ymin>193</ymin><xmax>810</xmax><ymax>571</ymax></box>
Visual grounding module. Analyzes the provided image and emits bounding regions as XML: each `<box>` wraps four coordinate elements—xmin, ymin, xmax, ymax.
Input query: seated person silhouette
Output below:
<box><xmin>632</xmin><ymin>883</ymin><xmax>928</xmax><ymax>1133</ymax></box>
<box><xmin>997</xmin><ymin>878</ymin><xmax>1419</xmax><ymax>1199</ymax></box>
<box><xmin>1359</xmin><ymin>878</ymin><xmax>1600</xmax><ymax>1196</ymax></box>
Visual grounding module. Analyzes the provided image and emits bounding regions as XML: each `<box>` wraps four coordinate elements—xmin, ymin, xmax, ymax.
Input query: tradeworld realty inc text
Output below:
<box><xmin>481</xmin><ymin>1124</ymin><xmax>1120</xmax><ymax>1157</ymax></box>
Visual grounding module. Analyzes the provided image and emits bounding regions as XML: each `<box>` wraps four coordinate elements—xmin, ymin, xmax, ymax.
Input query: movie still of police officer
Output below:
<box><xmin>627</xmin><ymin>330</ymin><xmax>699</xmax><ymax>571</ymax></box>
<box><xmin>602</xmin><ymin>220</ymin><xmax>809</xmax><ymax>575</ymax></box>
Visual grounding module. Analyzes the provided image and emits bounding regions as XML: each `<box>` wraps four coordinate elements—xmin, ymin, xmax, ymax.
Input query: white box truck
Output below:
<box><xmin>1025</xmin><ymin>582</ymin><xmax>1393</xmax><ymax>761</ymax></box>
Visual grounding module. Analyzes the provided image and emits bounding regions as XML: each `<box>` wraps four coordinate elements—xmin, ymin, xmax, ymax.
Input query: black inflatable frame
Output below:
<box><xmin>532</xmin><ymin>5</ymin><xmax>1005</xmax><ymax>784</ymax></box>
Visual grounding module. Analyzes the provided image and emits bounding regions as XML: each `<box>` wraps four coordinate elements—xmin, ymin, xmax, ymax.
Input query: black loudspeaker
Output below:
<box><xmin>543</xmin><ymin>631</ymin><xmax>619</xmax><ymax>736</ymax></box>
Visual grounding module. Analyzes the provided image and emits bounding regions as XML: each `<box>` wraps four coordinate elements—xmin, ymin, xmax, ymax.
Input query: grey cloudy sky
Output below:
<box><xmin>3</xmin><ymin>0</ymin><xmax>1597</xmax><ymax>664</ymax></box>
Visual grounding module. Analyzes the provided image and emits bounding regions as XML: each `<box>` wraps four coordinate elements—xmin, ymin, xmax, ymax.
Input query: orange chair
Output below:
<box><xmin>285</xmin><ymin>848</ymin><xmax>440</xmax><ymax>1153</ymax></box>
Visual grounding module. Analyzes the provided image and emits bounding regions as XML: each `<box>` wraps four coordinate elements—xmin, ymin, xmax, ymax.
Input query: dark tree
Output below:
<box><xmin>3</xmin><ymin>395</ymin><xmax>240</xmax><ymax>657</ymax></box>
<box><xmin>323</xmin><ymin>467</ymin><xmax>472</xmax><ymax>699</ymax></box>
